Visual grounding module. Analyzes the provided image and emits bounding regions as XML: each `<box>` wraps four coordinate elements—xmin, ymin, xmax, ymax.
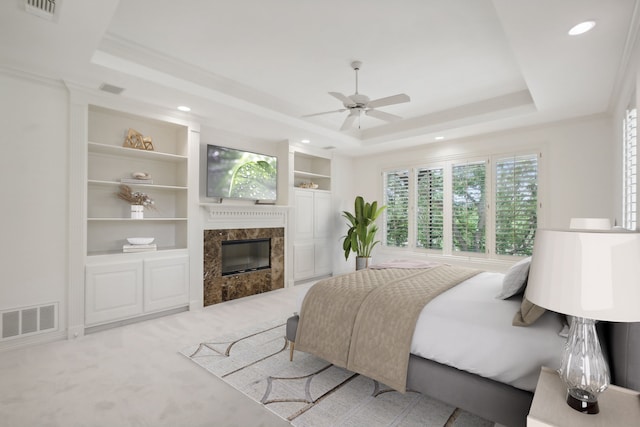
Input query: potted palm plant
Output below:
<box><xmin>342</xmin><ymin>196</ymin><xmax>386</xmax><ymax>270</ymax></box>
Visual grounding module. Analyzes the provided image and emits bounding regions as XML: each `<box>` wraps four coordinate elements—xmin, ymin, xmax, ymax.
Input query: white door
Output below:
<box><xmin>313</xmin><ymin>191</ymin><xmax>332</xmax><ymax>238</ymax></box>
<box><xmin>85</xmin><ymin>260</ymin><xmax>143</xmax><ymax>326</ymax></box>
<box><xmin>293</xmin><ymin>242</ymin><xmax>315</xmax><ymax>280</ymax></box>
<box><xmin>295</xmin><ymin>189</ymin><xmax>315</xmax><ymax>241</ymax></box>
<box><xmin>143</xmin><ymin>255</ymin><xmax>189</xmax><ymax>313</ymax></box>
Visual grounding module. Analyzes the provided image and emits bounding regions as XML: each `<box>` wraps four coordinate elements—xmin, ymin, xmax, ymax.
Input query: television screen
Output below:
<box><xmin>206</xmin><ymin>145</ymin><xmax>277</xmax><ymax>201</ymax></box>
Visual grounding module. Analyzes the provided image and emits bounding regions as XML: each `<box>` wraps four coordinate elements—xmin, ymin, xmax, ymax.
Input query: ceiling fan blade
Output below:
<box><xmin>301</xmin><ymin>109</ymin><xmax>347</xmax><ymax>118</ymax></box>
<box><xmin>367</xmin><ymin>93</ymin><xmax>410</xmax><ymax>109</ymax></box>
<box><xmin>365</xmin><ymin>109</ymin><xmax>402</xmax><ymax>122</ymax></box>
<box><xmin>329</xmin><ymin>92</ymin><xmax>356</xmax><ymax>107</ymax></box>
<box><xmin>340</xmin><ymin>111</ymin><xmax>358</xmax><ymax>131</ymax></box>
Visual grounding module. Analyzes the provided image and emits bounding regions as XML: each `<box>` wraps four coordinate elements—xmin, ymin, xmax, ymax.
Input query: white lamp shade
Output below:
<box><xmin>527</xmin><ymin>229</ymin><xmax>640</xmax><ymax>322</ymax></box>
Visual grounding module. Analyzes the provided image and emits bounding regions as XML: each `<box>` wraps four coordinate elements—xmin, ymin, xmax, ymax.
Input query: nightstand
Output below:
<box><xmin>527</xmin><ymin>366</ymin><xmax>640</xmax><ymax>426</ymax></box>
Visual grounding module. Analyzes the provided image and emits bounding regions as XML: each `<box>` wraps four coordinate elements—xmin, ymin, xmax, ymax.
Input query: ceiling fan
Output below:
<box><xmin>302</xmin><ymin>61</ymin><xmax>411</xmax><ymax>131</ymax></box>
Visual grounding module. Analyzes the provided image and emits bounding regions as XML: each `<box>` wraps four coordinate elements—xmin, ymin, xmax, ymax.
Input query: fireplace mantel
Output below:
<box><xmin>200</xmin><ymin>204</ymin><xmax>289</xmax><ymax>230</ymax></box>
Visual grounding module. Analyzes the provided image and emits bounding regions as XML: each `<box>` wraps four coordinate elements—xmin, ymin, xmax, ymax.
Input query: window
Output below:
<box><xmin>383</xmin><ymin>169</ymin><xmax>409</xmax><ymax>247</ymax></box>
<box><xmin>416</xmin><ymin>167</ymin><xmax>444</xmax><ymax>250</ymax></box>
<box><xmin>452</xmin><ymin>161</ymin><xmax>486</xmax><ymax>254</ymax></box>
<box><xmin>383</xmin><ymin>152</ymin><xmax>539</xmax><ymax>259</ymax></box>
<box><xmin>495</xmin><ymin>154</ymin><xmax>538</xmax><ymax>256</ymax></box>
<box><xmin>623</xmin><ymin>105</ymin><xmax>637</xmax><ymax>230</ymax></box>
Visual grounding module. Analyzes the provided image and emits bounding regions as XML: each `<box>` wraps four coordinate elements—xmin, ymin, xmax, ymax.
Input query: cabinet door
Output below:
<box><xmin>293</xmin><ymin>242</ymin><xmax>315</xmax><ymax>280</ymax></box>
<box><xmin>313</xmin><ymin>192</ymin><xmax>332</xmax><ymax>239</ymax></box>
<box><xmin>314</xmin><ymin>239</ymin><xmax>333</xmax><ymax>276</ymax></box>
<box><xmin>143</xmin><ymin>255</ymin><xmax>189</xmax><ymax>313</ymax></box>
<box><xmin>85</xmin><ymin>260</ymin><xmax>143</xmax><ymax>326</ymax></box>
<box><xmin>295</xmin><ymin>189</ymin><xmax>315</xmax><ymax>241</ymax></box>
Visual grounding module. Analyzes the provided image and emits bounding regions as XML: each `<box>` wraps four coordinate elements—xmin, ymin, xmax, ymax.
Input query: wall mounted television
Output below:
<box><xmin>206</xmin><ymin>144</ymin><xmax>277</xmax><ymax>202</ymax></box>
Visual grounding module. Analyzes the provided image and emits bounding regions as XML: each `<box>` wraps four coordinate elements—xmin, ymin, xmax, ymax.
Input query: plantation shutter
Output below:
<box><xmin>495</xmin><ymin>154</ymin><xmax>538</xmax><ymax>256</ymax></box>
<box><xmin>416</xmin><ymin>167</ymin><xmax>444</xmax><ymax>249</ymax></box>
<box><xmin>383</xmin><ymin>169</ymin><xmax>410</xmax><ymax>247</ymax></box>
<box><xmin>623</xmin><ymin>106</ymin><xmax>637</xmax><ymax>230</ymax></box>
<box><xmin>451</xmin><ymin>162</ymin><xmax>486</xmax><ymax>253</ymax></box>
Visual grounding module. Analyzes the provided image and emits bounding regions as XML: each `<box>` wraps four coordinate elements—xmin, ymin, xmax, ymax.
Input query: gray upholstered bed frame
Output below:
<box><xmin>286</xmin><ymin>315</ymin><xmax>640</xmax><ymax>427</ymax></box>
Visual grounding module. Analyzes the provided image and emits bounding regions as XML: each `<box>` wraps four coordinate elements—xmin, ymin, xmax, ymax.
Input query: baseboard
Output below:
<box><xmin>0</xmin><ymin>329</ymin><xmax>66</xmax><ymax>353</ymax></box>
<box><xmin>84</xmin><ymin>306</ymin><xmax>189</xmax><ymax>335</ymax></box>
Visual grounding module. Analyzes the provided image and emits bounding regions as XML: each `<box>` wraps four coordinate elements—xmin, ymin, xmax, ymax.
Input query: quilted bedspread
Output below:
<box><xmin>295</xmin><ymin>265</ymin><xmax>481</xmax><ymax>392</ymax></box>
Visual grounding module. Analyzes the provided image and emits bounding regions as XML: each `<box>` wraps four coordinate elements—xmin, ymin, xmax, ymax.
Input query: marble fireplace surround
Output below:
<box><xmin>201</xmin><ymin>205</ymin><xmax>287</xmax><ymax>307</ymax></box>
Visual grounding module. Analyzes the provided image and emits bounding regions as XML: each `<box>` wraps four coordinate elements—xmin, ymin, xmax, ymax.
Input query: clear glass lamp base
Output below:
<box><xmin>559</xmin><ymin>317</ymin><xmax>610</xmax><ymax>415</ymax></box>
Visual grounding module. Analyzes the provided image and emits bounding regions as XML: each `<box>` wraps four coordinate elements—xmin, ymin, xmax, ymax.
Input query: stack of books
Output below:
<box><xmin>122</xmin><ymin>243</ymin><xmax>157</xmax><ymax>253</ymax></box>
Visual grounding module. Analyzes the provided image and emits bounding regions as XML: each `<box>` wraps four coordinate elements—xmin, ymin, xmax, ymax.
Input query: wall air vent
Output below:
<box><xmin>99</xmin><ymin>83</ymin><xmax>125</xmax><ymax>95</ymax></box>
<box><xmin>25</xmin><ymin>0</ymin><xmax>57</xmax><ymax>21</ymax></box>
<box><xmin>1</xmin><ymin>302</ymin><xmax>58</xmax><ymax>340</ymax></box>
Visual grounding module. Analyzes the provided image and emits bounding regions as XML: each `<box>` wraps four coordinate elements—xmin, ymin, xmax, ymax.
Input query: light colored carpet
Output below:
<box><xmin>181</xmin><ymin>319</ymin><xmax>494</xmax><ymax>427</ymax></box>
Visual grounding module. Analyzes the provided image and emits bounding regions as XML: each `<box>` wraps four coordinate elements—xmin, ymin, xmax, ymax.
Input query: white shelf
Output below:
<box><xmin>88</xmin><ymin>141</ymin><xmax>187</xmax><ymax>163</ymax></box>
<box><xmin>86</xmin><ymin>106</ymin><xmax>189</xmax><ymax>256</ymax></box>
<box><xmin>88</xmin><ymin>217</ymin><xmax>187</xmax><ymax>222</ymax></box>
<box><xmin>88</xmin><ymin>179</ymin><xmax>187</xmax><ymax>191</ymax></box>
<box><xmin>87</xmin><ymin>247</ymin><xmax>187</xmax><ymax>257</ymax></box>
<box><xmin>293</xmin><ymin>170</ymin><xmax>331</xmax><ymax>180</ymax></box>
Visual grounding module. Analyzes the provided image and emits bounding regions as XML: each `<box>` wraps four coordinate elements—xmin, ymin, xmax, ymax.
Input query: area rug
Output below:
<box><xmin>179</xmin><ymin>318</ymin><xmax>493</xmax><ymax>427</ymax></box>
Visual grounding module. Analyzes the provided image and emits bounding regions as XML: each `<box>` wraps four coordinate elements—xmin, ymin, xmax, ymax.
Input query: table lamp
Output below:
<box><xmin>526</xmin><ymin>227</ymin><xmax>640</xmax><ymax>414</ymax></box>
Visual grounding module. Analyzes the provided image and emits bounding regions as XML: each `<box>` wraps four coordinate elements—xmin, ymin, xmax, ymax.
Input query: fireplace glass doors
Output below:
<box><xmin>221</xmin><ymin>238</ymin><xmax>271</xmax><ymax>275</ymax></box>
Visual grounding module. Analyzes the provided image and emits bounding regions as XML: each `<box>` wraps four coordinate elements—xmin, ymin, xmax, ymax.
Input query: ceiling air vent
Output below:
<box><xmin>25</xmin><ymin>0</ymin><xmax>57</xmax><ymax>21</ymax></box>
<box><xmin>99</xmin><ymin>83</ymin><xmax>125</xmax><ymax>95</ymax></box>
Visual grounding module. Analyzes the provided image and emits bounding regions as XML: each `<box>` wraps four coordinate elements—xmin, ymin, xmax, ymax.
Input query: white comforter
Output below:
<box><xmin>296</xmin><ymin>271</ymin><xmax>565</xmax><ymax>392</ymax></box>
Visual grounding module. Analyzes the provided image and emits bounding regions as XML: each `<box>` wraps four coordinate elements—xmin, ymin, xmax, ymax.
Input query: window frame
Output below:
<box><xmin>381</xmin><ymin>149</ymin><xmax>541</xmax><ymax>261</ymax></box>
<box><xmin>623</xmin><ymin>102</ymin><xmax>637</xmax><ymax>230</ymax></box>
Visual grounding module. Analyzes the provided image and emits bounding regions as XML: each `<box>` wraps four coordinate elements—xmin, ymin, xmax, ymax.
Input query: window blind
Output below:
<box><xmin>451</xmin><ymin>162</ymin><xmax>486</xmax><ymax>253</ymax></box>
<box><xmin>384</xmin><ymin>169</ymin><xmax>410</xmax><ymax>247</ymax></box>
<box><xmin>416</xmin><ymin>167</ymin><xmax>444</xmax><ymax>249</ymax></box>
<box><xmin>623</xmin><ymin>106</ymin><xmax>637</xmax><ymax>230</ymax></box>
<box><xmin>495</xmin><ymin>154</ymin><xmax>538</xmax><ymax>256</ymax></box>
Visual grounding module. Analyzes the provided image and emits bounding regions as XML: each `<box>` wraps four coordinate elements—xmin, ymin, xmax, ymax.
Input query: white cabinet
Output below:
<box><xmin>82</xmin><ymin>105</ymin><xmax>192</xmax><ymax>329</ymax></box>
<box><xmin>85</xmin><ymin>252</ymin><xmax>189</xmax><ymax>326</ymax></box>
<box><xmin>294</xmin><ymin>189</ymin><xmax>333</xmax><ymax>281</ymax></box>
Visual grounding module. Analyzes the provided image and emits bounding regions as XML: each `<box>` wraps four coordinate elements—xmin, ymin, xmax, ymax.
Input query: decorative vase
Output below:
<box><xmin>356</xmin><ymin>256</ymin><xmax>371</xmax><ymax>271</ymax></box>
<box><xmin>131</xmin><ymin>205</ymin><xmax>144</xmax><ymax>219</ymax></box>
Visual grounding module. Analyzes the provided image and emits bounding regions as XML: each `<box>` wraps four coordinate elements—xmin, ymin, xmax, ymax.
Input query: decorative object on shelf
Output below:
<box><xmin>116</xmin><ymin>184</ymin><xmax>155</xmax><ymax>219</ymax></box>
<box><xmin>120</xmin><ymin>171</ymin><xmax>153</xmax><ymax>185</ymax></box>
<box><xmin>126</xmin><ymin>237</ymin><xmax>154</xmax><ymax>245</ymax></box>
<box><xmin>341</xmin><ymin>196</ymin><xmax>386</xmax><ymax>270</ymax></box>
<box><xmin>299</xmin><ymin>182</ymin><xmax>319</xmax><ymax>189</ymax></box>
<box><xmin>123</xmin><ymin>128</ymin><xmax>154</xmax><ymax>151</ymax></box>
<box><xmin>526</xmin><ymin>226</ymin><xmax>640</xmax><ymax>414</ymax></box>
<box><xmin>131</xmin><ymin>205</ymin><xmax>144</xmax><ymax>219</ymax></box>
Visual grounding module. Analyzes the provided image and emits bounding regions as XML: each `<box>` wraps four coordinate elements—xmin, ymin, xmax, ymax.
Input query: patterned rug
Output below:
<box><xmin>180</xmin><ymin>319</ymin><xmax>494</xmax><ymax>427</ymax></box>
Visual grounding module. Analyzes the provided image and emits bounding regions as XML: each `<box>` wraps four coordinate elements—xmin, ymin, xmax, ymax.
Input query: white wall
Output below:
<box><xmin>350</xmin><ymin>114</ymin><xmax>615</xmax><ymax>265</ymax></box>
<box><xmin>0</xmin><ymin>71</ymin><xmax>69</xmax><ymax>340</ymax></box>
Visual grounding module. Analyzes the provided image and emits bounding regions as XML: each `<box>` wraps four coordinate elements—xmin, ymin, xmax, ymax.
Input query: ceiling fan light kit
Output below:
<box><xmin>303</xmin><ymin>60</ymin><xmax>411</xmax><ymax>131</ymax></box>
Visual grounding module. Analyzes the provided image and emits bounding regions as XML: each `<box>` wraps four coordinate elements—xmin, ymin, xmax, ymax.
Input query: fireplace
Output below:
<box><xmin>203</xmin><ymin>227</ymin><xmax>284</xmax><ymax>306</ymax></box>
<box><xmin>221</xmin><ymin>238</ymin><xmax>271</xmax><ymax>275</ymax></box>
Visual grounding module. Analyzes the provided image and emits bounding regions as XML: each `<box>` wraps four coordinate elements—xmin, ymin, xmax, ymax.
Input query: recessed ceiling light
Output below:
<box><xmin>301</xmin><ymin>139</ymin><xmax>311</xmax><ymax>144</ymax></box>
<box><xmin>568</xmin><ymin>21</ymin><xmax>596</xmax><ymax>36</ymax></box>
<box><xmin>435</xmin><ymin>136</ymin><xmax>445</xmax><ymax>140</ymax></box>
<box><xmin>177</xmin><ymin>106</ymin><xmax>191</xmax><ymax>112</ymax></box>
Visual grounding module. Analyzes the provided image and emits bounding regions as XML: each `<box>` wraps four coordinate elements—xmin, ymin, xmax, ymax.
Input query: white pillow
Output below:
<box><xmin>495</xmin><ymin>256</ymin><xmax>532</xmax><ymax>299</ymax></box>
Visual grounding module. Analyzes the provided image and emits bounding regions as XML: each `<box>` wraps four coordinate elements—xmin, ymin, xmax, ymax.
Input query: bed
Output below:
<box><xmin>286</xmin><ymin>262</ymin><xmax>640</xmax><ymax>427</ymax></box>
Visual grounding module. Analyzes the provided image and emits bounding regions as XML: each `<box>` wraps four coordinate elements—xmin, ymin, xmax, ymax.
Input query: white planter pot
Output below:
<box><xmin>356</xmin><ymin>256</ymin><xmax>371</xmax><ymax>270</ymax></box>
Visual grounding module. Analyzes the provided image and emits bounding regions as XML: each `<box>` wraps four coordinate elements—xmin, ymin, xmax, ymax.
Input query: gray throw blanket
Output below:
<box><xmin>295</xmin><ymin>265</ymin><xmax>481</xmax><ymax>392</ymax></box>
